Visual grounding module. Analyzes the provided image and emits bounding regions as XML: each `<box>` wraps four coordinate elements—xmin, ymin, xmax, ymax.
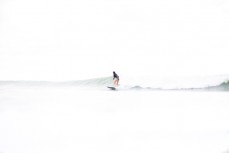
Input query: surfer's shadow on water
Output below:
<box><xmin>107</xmin><ymin>86</ymin><xmax>117</xmax><ymax>90</ymax></box>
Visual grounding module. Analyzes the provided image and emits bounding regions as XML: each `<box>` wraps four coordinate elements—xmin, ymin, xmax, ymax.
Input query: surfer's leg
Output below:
<box><xmin>114</xmin><ymin>78</ymin><xmax>118</xmax><ymax>86</ymax></box>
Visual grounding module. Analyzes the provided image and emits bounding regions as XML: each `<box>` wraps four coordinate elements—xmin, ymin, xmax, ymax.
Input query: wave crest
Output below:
<box><xmin>0</xmin><ymin>75</ymin><xmax>229</xmax><ymax>91</ymax></box>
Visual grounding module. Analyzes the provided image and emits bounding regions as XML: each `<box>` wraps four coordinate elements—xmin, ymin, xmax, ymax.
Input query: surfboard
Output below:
<box><xmin>107</xmin><ymin>86</ymin><xmax>116</xmax><ymax>90</ymax></box>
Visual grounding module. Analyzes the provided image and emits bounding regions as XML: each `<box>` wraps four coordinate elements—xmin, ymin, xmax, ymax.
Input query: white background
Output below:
<box><xmin>1</xmin><ymin>0</ymin><xmax>229</xmax><ymax>81</ymax></box>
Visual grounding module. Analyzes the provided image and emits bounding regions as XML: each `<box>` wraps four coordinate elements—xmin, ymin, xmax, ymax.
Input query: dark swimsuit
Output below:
<box><xmin>113</xmin><ymin>73</ymin><xmax>119</xmax><ymax>80</ymax></box>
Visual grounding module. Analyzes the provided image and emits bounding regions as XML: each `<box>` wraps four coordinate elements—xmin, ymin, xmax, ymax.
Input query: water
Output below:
<box><xmin>0</xmin><ymin>74</ymin><xmax>229</xmax><ymax>91</ymax></box>
<box><xmin>0</xmin><ymin>76</ymin><xmax>229</xmax><ymax>153</ymax></box>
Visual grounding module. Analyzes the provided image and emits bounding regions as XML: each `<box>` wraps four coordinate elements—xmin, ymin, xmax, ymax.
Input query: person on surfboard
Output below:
<box><xmin>113</xmin><ymin>71</ymin><xmax>119</xmax><ymax>86</ymax></box>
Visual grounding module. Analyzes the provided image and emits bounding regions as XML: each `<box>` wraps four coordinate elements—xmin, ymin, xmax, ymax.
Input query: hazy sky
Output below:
<box><xmin>1</xmin><ymin>0</ymin><xmax>229</xmax><ymax>80</ymax></box>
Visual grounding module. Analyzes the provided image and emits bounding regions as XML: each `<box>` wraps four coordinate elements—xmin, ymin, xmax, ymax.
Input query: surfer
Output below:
<box><xmin>113</xmin><ymin>71</ymin><xmax>119</xmax><ymax>86</ymax></box>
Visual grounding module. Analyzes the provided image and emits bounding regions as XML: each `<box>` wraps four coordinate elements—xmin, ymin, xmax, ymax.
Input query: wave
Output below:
<box><xmin>205</xmin><ymin>80</ymin><xmax>229</xmax><ymax>91</ymax></box>
<box><xmin>128</xmin><ymin>80</ymin><xmax>229</xmax><ymax>91</ymax></box>
<box><xmin>0</xmin><ymin>75</ymin><xmax>229</xmax><ymax>91</ymax></box>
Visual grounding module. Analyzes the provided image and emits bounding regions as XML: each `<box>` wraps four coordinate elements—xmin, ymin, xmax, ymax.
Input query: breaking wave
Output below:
<box><xmin>0</xmin><ymin>75</ymin><xmax>229</xmax><ymax>91</ymax></box>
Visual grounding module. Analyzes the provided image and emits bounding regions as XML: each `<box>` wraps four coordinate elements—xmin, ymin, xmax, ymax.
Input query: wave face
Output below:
<box><xmin>0</xmin><ymin>75</ymin><xmax>229</xmax><ymax>91</ymax></box>
<box><xmin>0</xmin><ymin>77</ymin><xmax>113</xmax><ymax>87</ymax></box>
<box><xmin>206</xmin><ymin>80</ymin><xmax>229</xmax><ymax>91</ymax></box>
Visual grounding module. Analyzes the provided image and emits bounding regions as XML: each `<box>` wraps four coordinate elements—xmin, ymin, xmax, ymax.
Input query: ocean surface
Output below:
<box><xmin>0</xmin><ymin>75</ymin><xmax>229</xmax><ymax>153</ymax></box>
<box><xmin>0</xmin><ymin>74</ymin><xmax>229</xmax><ymax>91</ymax></box>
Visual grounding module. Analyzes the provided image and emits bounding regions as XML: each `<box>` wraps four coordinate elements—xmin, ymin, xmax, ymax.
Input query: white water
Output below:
<box><xmin>121</xmin><ymin>74</ymin><xmax>229</xmax><ymax>89</ymax></box>
<box><xmin>0</xmin><ymin>86</ymin><xmax>229</xmax><ymax>153</ymax></box>
<box><xmin>1</xmin><ymin>74</ymin><xmax>229</xmax><ymax>90</ymax></box>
